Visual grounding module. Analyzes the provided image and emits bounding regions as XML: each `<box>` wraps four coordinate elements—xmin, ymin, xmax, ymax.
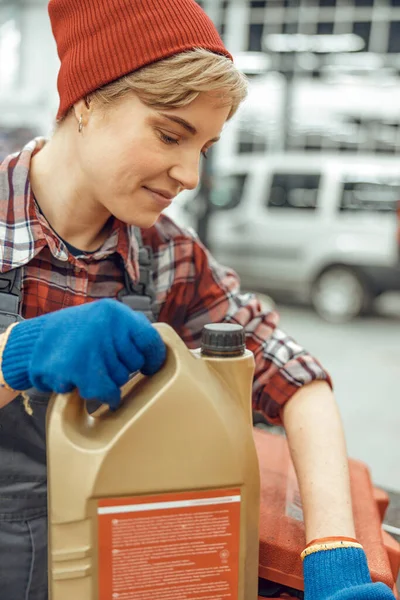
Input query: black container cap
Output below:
<box><xmin>201</xmin><ymin>323</ymin><xmax>246</xmax><ymax>357</ymax></box>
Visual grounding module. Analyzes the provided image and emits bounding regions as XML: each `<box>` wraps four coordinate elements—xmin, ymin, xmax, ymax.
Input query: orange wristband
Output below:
<box><xmin>301</xmin><ymin>540</ymin><xmax>363</xmax><ymax>561</ymax></box>
<box><xmin>306</xmin><ymin>536</ymin><xmax>359</xmax><ymax>549</ymax></box>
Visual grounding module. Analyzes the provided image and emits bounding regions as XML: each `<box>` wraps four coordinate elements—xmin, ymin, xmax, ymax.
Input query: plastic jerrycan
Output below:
<box><xmin>47</xmin><ymin>322</ymin><xmax>261</xmax><ymax>600</ymax></box>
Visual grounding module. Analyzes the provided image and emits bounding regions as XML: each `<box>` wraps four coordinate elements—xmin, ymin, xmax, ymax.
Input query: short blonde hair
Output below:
<box><xmin>89</xmin><ymin>48</ymin><xmax>248</xmax><ymax>120</ymax></box>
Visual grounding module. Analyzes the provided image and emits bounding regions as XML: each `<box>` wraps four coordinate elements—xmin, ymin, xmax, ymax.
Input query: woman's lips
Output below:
<box><xmin>144</xmin><ymin>187</ymin><xmax>174</xmax><ymax>208</ymax></box>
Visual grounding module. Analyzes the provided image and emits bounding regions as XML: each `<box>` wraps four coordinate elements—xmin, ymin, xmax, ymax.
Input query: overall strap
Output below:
<box><xmin>117</xmin><ymin>228</ymin><xmax>158</xmax><ymax>323</ymax></box>
<box><xmin>0</xmin><ymin>229</ymin><xmax>158</xmax><ymax>333</ymax></box>
<box><xmin>0</xmin><ymin>268</ymin><xmax>24</xmax><ymax>334</ymax></box>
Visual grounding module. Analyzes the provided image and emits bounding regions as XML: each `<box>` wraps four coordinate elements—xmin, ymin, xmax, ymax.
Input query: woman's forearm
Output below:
<box><xmin>282</xmin><ymin>380</ymin><xmax>356</xmax><ymax>543</ymax></box>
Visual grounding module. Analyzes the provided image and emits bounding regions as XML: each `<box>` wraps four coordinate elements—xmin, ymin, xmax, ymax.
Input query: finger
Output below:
<box><xmin>102</xmin><ymin>349</ymin><xmax>132</xmax><ymax>388</ymax></box>
<box><xmin>52</xmin><ymin>380</ymin><xmax>75</xmax><ymax>394</ymax></box>
<box><xmin>110</xmin><ymin>322</ymin><xmax>146</xmax><ymax>375</ymax></box>
<box><xmin>126</xmin><ymin>313</ymin><xmax>166</xmax><ymax>376</ymax></box>
<box><xmin>30</xmin><ymin>372</ymin><xmax>61</xmax><ymax>394</ymax></box>
<box><xmin>78</xmin><ymin>375</ymin><xmax>122</xmax><ymax>410</ymax></box>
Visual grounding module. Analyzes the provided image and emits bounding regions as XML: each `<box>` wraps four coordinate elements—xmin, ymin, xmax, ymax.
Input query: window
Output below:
<box><xmin>250</xmin><ymin>1</ymin><xmax>267</xmax><ymax>7</ymax></box>
<box><xmin>249</xmin><ymin>23</ymin><xmax>264</xmax><ymax>52</ymax></box>
<box><xmin>353</xmin><ymin>21</ymin><xmax>371</xmax><ymax>51</ymax></box>
<box><xmin>317</xmin><ymin>22</ymin><xmax>335</xmax><ymax>35</ymax></box>
<box><xmin>388</xmin><ymin>22</ymin><xmax>400</xmax><ymax>53</ymax></box>
<box><xmin>340</xmin><ymin>180</ymin><xmax>400</xmax><ymax>213</ymax></box>
<box><xmin>319</xmin><ymin>0</ymin><xmax>336</xmax><ymax>6</ymax></box>
<box><xmin>209</xmin><ymin>175</ymin><xmax>247</xmax><ymax>211</ymax></box>
<box><xmin>354</xmin><ymin>0</ymin><xmax>374</xmax><ymax>6</ymax></box>
<box><xmin>267</xmin><ymin>174</ymin><xmax>321</xmax><ymax>210</ymax></box>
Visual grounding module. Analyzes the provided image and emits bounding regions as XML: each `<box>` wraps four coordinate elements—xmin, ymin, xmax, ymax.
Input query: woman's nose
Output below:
<box><xmin>169</xmin><ymin>156</ymin><xmax>201</xmax><ymax>192</ymax></box>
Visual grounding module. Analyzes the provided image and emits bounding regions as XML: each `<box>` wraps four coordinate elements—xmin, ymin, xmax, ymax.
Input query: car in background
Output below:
<box><xmin>169</xmin><ymin>154</ymin><xmax>400</xmax><ymax>323</ymax></box>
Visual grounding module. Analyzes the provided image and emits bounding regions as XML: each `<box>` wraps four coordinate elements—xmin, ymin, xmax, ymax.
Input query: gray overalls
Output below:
<box><xmin>0</xmin><ymin>231</ymin><xmax>157</xmax><ymax>599</ymax></box>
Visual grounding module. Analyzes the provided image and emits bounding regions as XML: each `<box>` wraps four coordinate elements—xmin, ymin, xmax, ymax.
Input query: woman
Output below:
<box><xmin>0</xmin><ymin>1</ymin><xmax>395</xmax><ymax>599</ymax></box>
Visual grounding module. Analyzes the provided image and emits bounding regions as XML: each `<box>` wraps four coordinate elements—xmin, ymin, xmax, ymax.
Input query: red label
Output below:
<box><xmin>98</xmin><ymin>488</ymin><xmax>241</xmax><ymax>599</ymax></box>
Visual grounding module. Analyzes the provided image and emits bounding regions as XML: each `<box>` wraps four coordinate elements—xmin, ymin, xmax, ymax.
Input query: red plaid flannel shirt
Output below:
<box><xmin>0</xmin><ymin>139</ymin><xmax>331</xmax><ymax>424</ymax></box>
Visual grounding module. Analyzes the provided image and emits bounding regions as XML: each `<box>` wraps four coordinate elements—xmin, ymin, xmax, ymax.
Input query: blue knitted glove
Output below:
<box><xmin>303</xmin><ymin>547</ymin><xmax>396</xmax><ymax>600</ymax></box>
<box><xmin>1</xmin><ymin>299</ymin><xmax>166</xmax><ymax>409</ymax></box>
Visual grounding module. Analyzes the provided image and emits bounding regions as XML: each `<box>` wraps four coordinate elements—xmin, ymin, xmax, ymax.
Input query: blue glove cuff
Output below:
<box><xmin>2</xmin><ymin>318</ymin><xmax>44</xmax><ymax>390</ymax></box>
<box><xmin>303</xmin><ymin>547</ymin><xmax>395</xmax><ymax>600</ymax></box>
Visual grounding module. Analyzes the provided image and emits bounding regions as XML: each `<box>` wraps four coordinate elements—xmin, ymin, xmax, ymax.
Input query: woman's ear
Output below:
<box><xmin>72</xmin><ymin>98</ymin><xmax>92</xmax><ymax>129</ymax></box>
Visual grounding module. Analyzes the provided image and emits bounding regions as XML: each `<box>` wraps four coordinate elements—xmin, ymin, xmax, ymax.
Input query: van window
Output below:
<box><xmin>210</xmin><ymin>174</ymin><xmax>247</xmax><ymax>211</ymax></box>
<box><xmin>340</xmin><ymin>180</ymin><xmax>400</xmax><ymax>213</ymax></box>
<box><xmin>267</xmin><ymin>173</ymin><xmax>321</xmax><ymax>210</ymax></box>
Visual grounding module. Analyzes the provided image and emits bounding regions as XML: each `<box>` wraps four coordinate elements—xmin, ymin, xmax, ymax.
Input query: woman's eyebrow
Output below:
<box><xmin>158</xmin><ymin>113</ymin><xmax>221</xmax><ymax>143</ymax></box>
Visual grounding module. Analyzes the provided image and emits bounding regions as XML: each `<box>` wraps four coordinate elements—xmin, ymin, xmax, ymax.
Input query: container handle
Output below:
<box><xmin>48</xmin><ymin>323</ymin><xmax>185</xmax><ymax>423</ymax></box>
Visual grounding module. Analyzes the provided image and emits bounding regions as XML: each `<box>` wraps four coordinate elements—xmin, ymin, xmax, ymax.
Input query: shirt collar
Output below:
<box><xmin>0</xmin><ymin>138</ymin><xmax>140</xmax><ymax>281</ymax></box>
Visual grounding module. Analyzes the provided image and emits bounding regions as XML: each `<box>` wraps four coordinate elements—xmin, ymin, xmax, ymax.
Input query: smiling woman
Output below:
<box><xmin>30</xmin><ymin>87</ymin><xmax>236</xmax><ymax>236</ymax></box>
<box><xmin>29</xmin><ymin>48</ymin><xmax>247</xmax><ymax>246</ymax></box>
<box><xmin>0</xmin><ymin>1</ymin><xmax>393</xmax><ymax>600</ymax></box>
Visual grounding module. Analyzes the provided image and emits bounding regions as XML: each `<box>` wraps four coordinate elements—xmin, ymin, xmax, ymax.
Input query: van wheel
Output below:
<box><xmin>311</xmin><ymin>266</ymin><xmax>372</xmax><ymax>323</ymax></box>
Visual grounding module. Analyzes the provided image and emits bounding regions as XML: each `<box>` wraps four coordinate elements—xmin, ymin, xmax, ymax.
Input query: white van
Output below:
<box><xmin>171</xmin><ymin>154</ymin><xmax>400</xmax><ymax>323</ymax></box>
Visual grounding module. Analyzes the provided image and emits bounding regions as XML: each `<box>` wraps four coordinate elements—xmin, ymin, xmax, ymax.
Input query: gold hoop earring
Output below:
<box><xmin>78</xmin><ymin>115</ymin><xmax>83</xmax><ymax>133</ymax></box>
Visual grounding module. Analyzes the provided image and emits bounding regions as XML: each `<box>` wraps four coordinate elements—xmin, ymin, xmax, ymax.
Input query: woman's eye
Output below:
<box><xmin>160</xmin><ymin>132</ymin><xmax>179</xmax><ymax>146</ymax></box>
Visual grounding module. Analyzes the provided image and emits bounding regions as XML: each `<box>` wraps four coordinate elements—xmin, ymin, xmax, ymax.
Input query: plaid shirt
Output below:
<box><xmin>0</xmin><ymin>139</ymin><xmax>331</xmax><ymax>424</ymax></box>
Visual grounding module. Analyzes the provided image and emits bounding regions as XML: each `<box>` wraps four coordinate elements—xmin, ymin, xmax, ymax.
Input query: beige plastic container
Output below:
<box><xmin>47</xmin><ymin>323</ymin><xmax>260</xmax><ymax>600</ymax></box>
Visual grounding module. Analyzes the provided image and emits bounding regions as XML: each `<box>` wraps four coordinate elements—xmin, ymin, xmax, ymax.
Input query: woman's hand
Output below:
<box><xmin>1</xmin><ymin>299</ymin><xmax>166</xmax><ymax>409</ymax></box>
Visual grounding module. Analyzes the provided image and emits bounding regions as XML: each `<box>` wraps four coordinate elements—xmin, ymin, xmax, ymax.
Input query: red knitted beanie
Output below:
<box><xmin>48</xmin><ymin>0</ymin><xmax>232</xmax><ymax>119</ymax></box>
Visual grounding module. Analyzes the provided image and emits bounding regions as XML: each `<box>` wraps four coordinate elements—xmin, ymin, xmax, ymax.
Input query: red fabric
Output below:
<box><xmin>48</xmin><ymin>0</ymin><xmax>232</xmax><ymax>119</ymax></box>
<box><xmin>254</xmin><ymin>429</ymin><xmax>397</xmax><ymax>592</ymax></box>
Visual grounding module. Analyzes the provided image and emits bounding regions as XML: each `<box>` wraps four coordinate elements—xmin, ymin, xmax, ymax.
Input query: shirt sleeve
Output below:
<box><xmin>159</xmin><ymin>232</ymin><xmax>332</xmax><ymax>426</ymax></box>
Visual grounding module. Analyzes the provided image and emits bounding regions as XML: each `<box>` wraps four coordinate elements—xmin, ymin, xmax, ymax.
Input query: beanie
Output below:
<box><xmin>48</xmin><ymin>0</ymin><xmax>233</xmax><ymax>120</ymax></box>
